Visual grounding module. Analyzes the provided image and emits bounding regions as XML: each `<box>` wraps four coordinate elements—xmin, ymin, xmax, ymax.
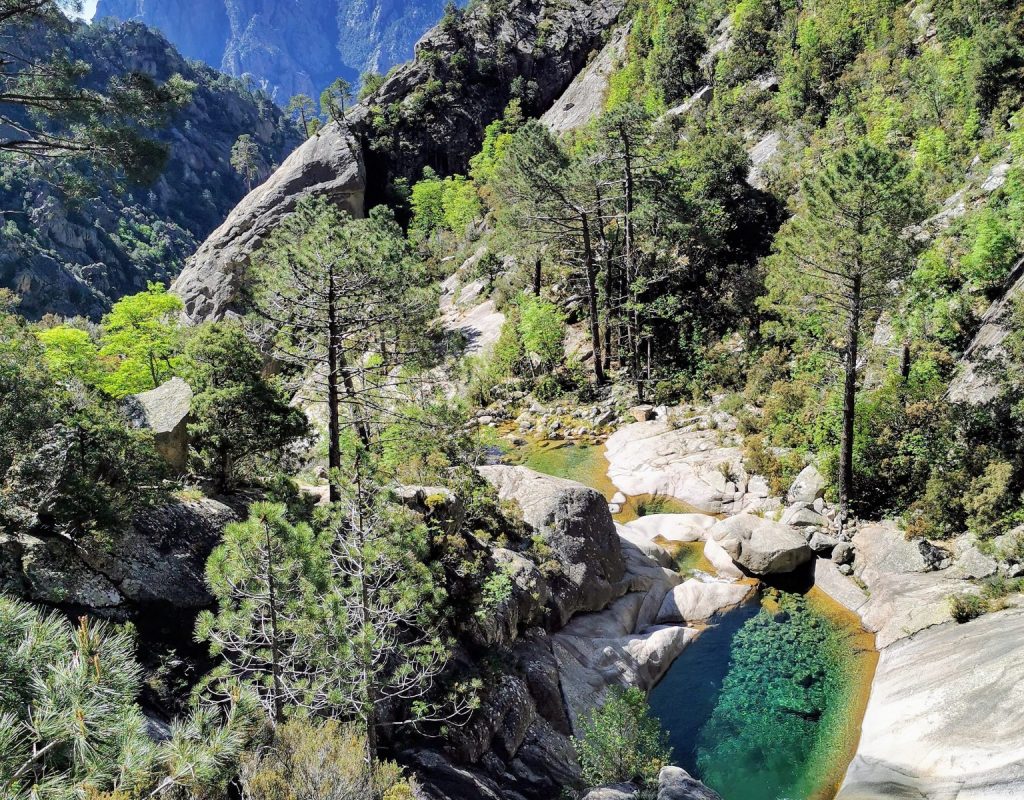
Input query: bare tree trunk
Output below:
<box><xmin>338</xmin><ymin>349</ymin><xmax>372</xmax><ymax>451</ymax></box>
<box><xmin>533</xmin><ymin>258</ymin><xmax>542</xmax><ymax>296</ymax></box>
<box><xmin>594</xmin><ymin>182</ymin><xmax>615</xmax><ymax>373</ymax></box>
<box><xmin>581</xmin><ymin>211</ymin><xmax>605</xmax><ymax>384</ymax></box>
<box><xmin>621</xmin><ymin>131</ymin><xmax>645</xmax><ymax>401</ymax></box>
<box><xmin>839</xmin><ymin>273</ymin><xmax>862</xmax><ymax>522</ymax></box>
<box><xmin>264</xmin><ymin>519</ymin><xmax>285</xmax><ymax>724</ymax></box>
<box><xmin>353</xmin><ymin>470</ymin><xmax>379</xmax><ymax>784</ymax></box>
<box><xmin>327</xmin><ymin>272</ymin><xmax>342</xmax><ymax>503</ymax></box>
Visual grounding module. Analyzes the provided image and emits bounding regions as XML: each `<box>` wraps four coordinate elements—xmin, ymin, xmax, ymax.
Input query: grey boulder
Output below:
<box><xmin>788</xmin><ymin>464</ymin><xmax>826</xmax><ymax>504</ymax></box>
<box><xmin>479</xmin><ymin>465</ymin><xmax>626</xmax><ymax>627</ymax></box>
<box><xmin>123</xmin><ymin>377</ymin><xmax>193</xmax><ymax>471</ymax></box>
<box><xmin>172</xmin><ymin>123</ymin><xmax>365</xmax><ymax>322</ymax></box>
<box><xmin>709</xmin><ymin>514</ymin><xmax>813</xmax><ymax>575</ymax></box>
<box><xmin>655</xmin><ymin>579</ymin><xmax>753</xmax><ymax>625</ymax></box>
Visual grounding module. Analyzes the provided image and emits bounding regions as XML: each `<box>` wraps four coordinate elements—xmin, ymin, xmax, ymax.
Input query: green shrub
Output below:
<box><xmin>573</xmin><ymin>686</ymin><xmax>672</xmax><ymax>790</ymax></box>
<box><xmin>518</xmin><ymin>295</ymin><xmax>566</xmax><ymax>371</ymax></box>
<box><xmin>533</xmin><ymin>374</ymin><xmax>562</xmax><ymax>402</ymax></box>
<box><xmin>949</xmin><ymin>593</ymin><xmax>989</xmax><ymax>623</ymax></box>
<box><xmin>240</xmin><ymin>718</ymin><xmax>413</xmax><ymax>800</ymax></box>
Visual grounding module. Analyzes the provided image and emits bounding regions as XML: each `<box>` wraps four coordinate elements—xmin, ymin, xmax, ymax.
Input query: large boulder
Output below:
<box><xmin>838</xmin><ymin>608</ymin><xmax>1024</xmax><ymax>799</ymax></box>
<box><xmin>787</xmin><ymin>464</ymin><xmax>826</xmax><ymax>504</ymax></box>
<box><xmin>655</xmin><ymin>579</ymin><xmax>753</xmax><ymax>625</ymax></box>
<box><xmin>658</xmin><ymin>766</ymin><xmax>723</xmax><ymax>800</ymax></box>
<box><xmin>580</xmin><ymin>768</ymin><xmax>722</xmax><ymax>800</ymax></box>
<box><xmin>708</xmin><ymin>514</ymin><xmax>813</xmax><ymax>575</ymax></box>
<box><xmin>479</xmin><ymin>466</ymin><xmax>626</xmax><ymax>627</ymax></box>
<box><xmin>171</xmin><ymin>123</ymin><xmax>365</xmax><ymax>321</ymax></box>
<box><xmin>621</xmin><ymin>513</ymin><xmax>716</xmax><ymax>544</ymax></box>
<box><xmin>123</xmin><ymin>377</ymin><xmax>193</xmax><ymax>471</ymax></box>
<box><xmin>0</xmin><ymin>497</ymin><xmax>237</xmax><ymax>617</ymax></box>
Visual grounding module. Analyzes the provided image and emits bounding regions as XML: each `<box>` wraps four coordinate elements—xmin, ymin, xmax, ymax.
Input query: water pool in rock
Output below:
<box><xmin>648</xmin><ymin>588</ymin><xmax>877</xmax><ymax>800</ymax></box>
<box><xmin>507</xmin><ymin>440</ymin><xmax>699</xmax><ymax>522</ymax></box>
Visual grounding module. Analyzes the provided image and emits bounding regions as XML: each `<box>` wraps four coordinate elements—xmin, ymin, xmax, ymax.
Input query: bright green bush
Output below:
<box><xmin>573</xmin><ymin>686</ymin><xmax>672</xmax><ymax>790</ymax></box>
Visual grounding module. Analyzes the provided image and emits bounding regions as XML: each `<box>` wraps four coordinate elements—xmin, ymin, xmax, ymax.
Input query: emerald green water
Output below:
<box><xmin>649</xmin><ymin>590</ymin><xmax>876</xmax><ymax>800</ymax></box>
<box><xmin>506</xmin><ymin>437</ymin><xmax>876</xmax><ymax>799</ymax></box>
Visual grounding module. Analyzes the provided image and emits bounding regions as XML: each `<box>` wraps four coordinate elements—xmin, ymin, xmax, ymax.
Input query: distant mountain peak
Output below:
<box><xmin>94</xmin><ymin>0</ymin><xmax>455</xmax><ymax>101</ymax></box>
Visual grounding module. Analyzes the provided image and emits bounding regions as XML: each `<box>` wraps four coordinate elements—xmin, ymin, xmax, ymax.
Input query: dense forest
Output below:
<box><xmin>3</xmin><ymin>0</ymin><xmax>1024</xmax><ymax>798</ymax></box>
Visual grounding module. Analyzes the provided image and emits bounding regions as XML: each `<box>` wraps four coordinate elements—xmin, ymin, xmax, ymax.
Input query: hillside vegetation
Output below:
<box><xmin>4</xmin><ymin>0</ymin><xmax>1024</xmax><ymax>798</ymax></box>
<box><xmin>415</xmin><ymin>0</ymin><xmax>1024</xmax><ymax>543</ymax></box>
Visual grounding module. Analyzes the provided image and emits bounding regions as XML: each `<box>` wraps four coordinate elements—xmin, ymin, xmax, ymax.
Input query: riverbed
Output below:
<box><xmin>506</xmin><ymin>438</ymin><xmax>877</xmax><ymax>800</ymax></box>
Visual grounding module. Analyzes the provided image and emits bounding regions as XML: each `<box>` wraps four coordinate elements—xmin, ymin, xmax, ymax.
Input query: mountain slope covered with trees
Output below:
<box><xmin>0</xmin><ymin>12</ymin><xmax>299</xmax><ymax>319</ymax></box>
<box><xmin>5</xmin><ymin>0</ymin><xmax>1024</xmax><ymax>799</ymax></box>
<box><xmin>96</xmin><ymin>0</ymin><xmax>453</xmax><ymax>99</ymax></box>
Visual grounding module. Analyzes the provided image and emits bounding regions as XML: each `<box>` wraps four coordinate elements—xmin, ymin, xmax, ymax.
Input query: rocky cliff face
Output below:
<box><xmin>171</xmin><ymin>122</ymin><xmax>365</xmax><ymax>320</ymax></box>
<box><xmin>172</xmin><ymin>0</ymin><xmax>626</xmax><ymax>321</ymax></box>
<box><xmin>352</xmin><ymin>0</ymin><xmax>626</xmax><ymax>187</ymax></box>
<box><xmin>96</xmin><ymin>0</ymin><xmax>451</xmax><ymax>99</ymax></box>
<box><xmin>0</xmin><ymin>19</ymin><xmax>299</xmax><ymax>320</ymax></box>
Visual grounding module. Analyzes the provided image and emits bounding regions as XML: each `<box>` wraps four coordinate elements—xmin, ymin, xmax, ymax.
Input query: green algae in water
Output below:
<box><xmin>520</xmin><ymin>442</ymin><xmax>611</xmax><ymax>490</ymax></box>
<box><xmin>512</xmin><ymin>441</ymin><xmax>699</xmax><ymax>522</ymax></box>
<box><xmin>695</xmin><ymin>591</ymin><xmax>859</xmax><ymax>800</ymax></box>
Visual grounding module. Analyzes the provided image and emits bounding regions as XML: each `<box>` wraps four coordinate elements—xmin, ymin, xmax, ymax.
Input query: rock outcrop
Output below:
<box><xmin>604</xmin><ymin>416</ymin><xmax>773</xmax><ymax>515</ymax></box>
<box><xmin>171</xmin><ymin>123</ymin><xmax>365</xmax><ymax>320</ymax></box>
<box><xmin>479</xmin><ymin>465</ymin><xmax>627</xmax><ymax>627</ymax></box>
<box><xmin>124</xmin><ymin>377</ymin><xmax>194</xmax><ymax>470</ymax></box>
<box><xmin>0</xmin><ymin>497</ymin><xmax>237</xmax><ymax>618</ymax></box>
<box><xmin>541</xmin><ymin>23</ymin><xmax>630</xmax><ymax>134</ymax></box>
<box><xmin>838</xmin><ymin>608</ymin><xmax>1024</xmax><ymax>799</ymax></box>
<box><xmin>413</xmin><ymin>469</ymin><xmax>715</xmax><ymax>800</ymax></box>
<box><xmin>851</xmin><ymin>522</ymin><xmax>983</xmax><ymax>648</ymax></box>
<box><xmin>172</xmin><ymin>0</ymin><xmax>627</xmax><ymax>322</ymax></box>
<box><xmin>349</xmin><ymin>0</ymin><xmax>628</xmax><ymax>189</ymax></box>
<box><xmin>946</xmin><ymin>255</ymin><xmax>1024</xmax><ymax>404</ymax></box>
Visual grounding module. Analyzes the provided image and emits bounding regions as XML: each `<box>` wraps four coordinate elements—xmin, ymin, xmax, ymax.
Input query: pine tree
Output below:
<box><xmin>764</xmin><ymin>140</ymin><xmax>921</xmax><ymax>519</ymax></box>
<box><xmin>230</xmin><ymin>134</ymin><xmax>262</xmax><ymax>191</ymax></box>
<box><xmin>0</xmin><ymin>0</ymin><xmax>194</xmax><ymax>182</ymax></box>
<box><xmin>496</xmin><ymin>120</ymin><xmax>606</xmax><ymax>384</ymax></box>
<box><xmin>320</xmin><ymin>488</ymin><xmax>477</xmax><ymax>778</ymax></box>
<box><xmin>0</xmin><ymin>594</ymin><xmax>257</xmax><ymax>799</ymax></box>
<box><xmin>196</xmin><ymin>502</ymin><xmax>333</xmax><ymax>722</ymax></box>
<box><xmin>248</xmin><ymin>196</ymin><xmax>433</xmax><ymax>502</ymax></box>
<box><xmin>181</xmin><ymin>322</ymin><xmax>308</xmax><ymax>491</ymax></box>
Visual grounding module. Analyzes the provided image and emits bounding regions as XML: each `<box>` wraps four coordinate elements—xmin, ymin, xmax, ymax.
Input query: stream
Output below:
<box><xmin>505</xmin><ymin>438</ymin><xmax>877</xmax><ymax>800</ymax></box>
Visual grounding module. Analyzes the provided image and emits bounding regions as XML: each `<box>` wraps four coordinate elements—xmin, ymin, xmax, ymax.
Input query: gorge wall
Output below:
<box><xmin>171</xmin><ymin>0</ymin><xmax>626</xmax><ymax>321</ymax></box>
